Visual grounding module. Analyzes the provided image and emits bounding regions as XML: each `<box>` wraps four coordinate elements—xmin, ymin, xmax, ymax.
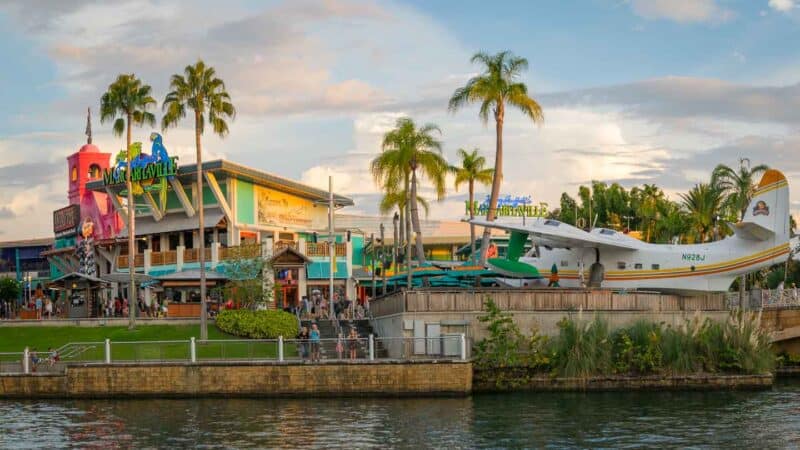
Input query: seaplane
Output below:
<box><xmin>471</xmin><ymin>169</ymin><xmax>791</xmax><ymax>293</ymax></box>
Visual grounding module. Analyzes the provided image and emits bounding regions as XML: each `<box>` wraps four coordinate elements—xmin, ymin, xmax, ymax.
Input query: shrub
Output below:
<box><xmin>474</xmin><ymin>297</ymin><xmax>550</xmax><ymax>370</ymax></box>
<box><xmin>612</xmin><ymin>321</ymin><xmax>663</xmax><ymax>374</ymax></box>
<box><xmin>551</xmin><ymin>313</ymin><xmax>613</xmax><ymax>378</ymax></box>
<box><xmin>721</xmin><ymin>309</ymin><xmax>774</xmax><ymax>374</ymax></box>
<box><xmin>216</xmin><ymin>309</ymin><xmax>298</xmax><ymax>339</ymax></box>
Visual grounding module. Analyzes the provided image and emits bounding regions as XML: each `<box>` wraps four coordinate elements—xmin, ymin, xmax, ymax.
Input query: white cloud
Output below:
<box><xmin>629</xmin><ymin>0</ymin><xmax>734</xmax><ymax>23</ymax></box>
<box><xmin>769</xmin><ymin>0</ymin><xmax>795</xmax><ymax>12</ymax></box>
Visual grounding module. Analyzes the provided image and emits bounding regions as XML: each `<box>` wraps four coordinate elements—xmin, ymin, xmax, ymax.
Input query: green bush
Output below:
<box><xmin>473</xmin><ymin>298</ymin><xmax>550</xmax><ymax>370</ymax></box>
<box><xmin>551</xmin><ymin>313</ymin><xmax>613</xmax><ymax>378</ymax></box>
<box><xmin>216</xmin><ymin>309</ymin><xmax>298</xmax><ymax>339</ymax></box>
<box><xmin>612</xmin><ymin>321</ymin><xmax>663</xmax><ymax>374</ymax></box>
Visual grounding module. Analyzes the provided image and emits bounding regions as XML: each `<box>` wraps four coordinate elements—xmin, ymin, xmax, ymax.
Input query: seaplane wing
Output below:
<box><xmin>470</xmin><ymin>217</ymin><xmax>640</xmax><ymax>251</ymax></box>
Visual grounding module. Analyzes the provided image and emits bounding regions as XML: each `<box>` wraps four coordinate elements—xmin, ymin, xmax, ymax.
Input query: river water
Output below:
<box><xmin>2</xmin><ymin>381</ymin><xmax>799</xmax><ymax>449</ymax></box>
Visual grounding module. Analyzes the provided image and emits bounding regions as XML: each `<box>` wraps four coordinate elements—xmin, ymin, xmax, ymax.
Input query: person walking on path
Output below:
<box><xmin>335</xmin><ymin>332</ymin><xmax>344</xmax><ymax>360</ymax></box>
<box><xmin>298</xmin><ymin>326</ymin><xmax>310</xmax><ymax>361</ymax></box>
<box><xmin>347</xmin><ymin>327</ymin><xmax>359</xmax><ymax>360</ymax></box>
<box><xmin>310</xmin><ymin>323</ymin><xmax>321</xmax><ymax>362</ymax></box>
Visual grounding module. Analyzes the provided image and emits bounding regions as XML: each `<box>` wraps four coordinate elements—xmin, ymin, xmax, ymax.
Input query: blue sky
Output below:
<box><xmin>0</xmin><ymin>0</ymin><xmax>798</xmax><ymax>238</ymax></box>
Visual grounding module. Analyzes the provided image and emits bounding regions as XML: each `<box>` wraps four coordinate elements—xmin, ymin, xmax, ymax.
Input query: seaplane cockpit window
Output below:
<box><xmin>617</xmin><ymin>261</ymin><xmax>627</xmax><ymax>269</ymax></box>
<box><xmin>560</xmin><ymin>260</ymin><xmax>568</xmax><ymax>267</ymax></box>
<box><xmin>544</xmin><ymin>219</ymin><xmax>561</xmax><ymax>226</ymax></box>
<box><xmin>599</xmin><ymin>229</ymin><xmax>616</xmax><ymax>235</ymax></box>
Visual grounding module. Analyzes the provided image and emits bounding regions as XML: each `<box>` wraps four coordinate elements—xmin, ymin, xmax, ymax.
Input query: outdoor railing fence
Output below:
<box><xmin>1</xmin><ymin>335</ymin><xmax>467</xmax><ymax>374</ymax></box>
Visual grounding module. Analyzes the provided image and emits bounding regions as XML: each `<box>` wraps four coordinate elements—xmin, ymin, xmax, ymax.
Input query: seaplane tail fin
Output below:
<box><xmin>734</xmin><ymin>169</ymin><xmax>790</xmax><ymax>241</ymax></box>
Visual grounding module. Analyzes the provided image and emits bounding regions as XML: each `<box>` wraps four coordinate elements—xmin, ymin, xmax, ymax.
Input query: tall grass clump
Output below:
<box><xmin>612</xmin><ymin>320</ymin><xmax>663</xmax><ymax>374</ymax></box>
<box><xmin>723</xmin><ymin>309</ymin><xmax>774</xmax><ymax>374</ymax></box>
<box><xmin>551</xmin><ymin>312</ymin><xmax>613</xmax><ymax>378</ymax></box>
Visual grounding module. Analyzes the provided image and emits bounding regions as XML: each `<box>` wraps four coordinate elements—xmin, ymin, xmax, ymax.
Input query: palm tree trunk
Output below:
<box><xmin>410</xmin><ymin>169</ymin><xmax>426</xmax><ymax>265</ymax></box>
<box><xmin>126</xmin><ymin>115</ymin><xmax>136</xmax><ymax>330</ymax></box>
<box><xmin>398</xmin><ymin>207</ymin><xmax>405</xmax><ymax>258</ymax></box>
<box><xmin>481</xmin><ymin>106</ymin><xmax>504</xmax><ymax>265</ymax></box>
<box><xmin>196</xmin><ymin>112</ymin><xmax>207</xmax><ymax>341</ymax></box>
<box><xmin>405</xmin><ymin>188</ymin><xmax>413</xmax><ymax>289</ymax></box>
<box><xmin>469</xmin><ymin>180</ymin><xmax>476</xmax><ymax>265</ymax></box>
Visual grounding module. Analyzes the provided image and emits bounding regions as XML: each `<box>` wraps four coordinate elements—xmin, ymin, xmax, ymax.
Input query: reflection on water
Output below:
<box><xmin>2</xmin><ymin>381</ymin><xmax>800</xmax><ymax>449</ymax></box>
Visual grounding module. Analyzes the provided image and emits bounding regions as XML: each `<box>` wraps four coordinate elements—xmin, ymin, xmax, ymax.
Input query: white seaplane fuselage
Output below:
<box><xmin>473</xmin><ymin>169</ymin><xmax>792</xmax><ymax>294</ymax></box>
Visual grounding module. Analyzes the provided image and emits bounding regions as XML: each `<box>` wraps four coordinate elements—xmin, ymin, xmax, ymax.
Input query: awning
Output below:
<box><xmin>122</xmin><ymin>209</ymin><xmax>225</xmax><ymax>236</ymax></box>
<box><xmin>154</xmin><ymin>269</ymin><xmax>228</xmax><ymax>281</ymax></box>
<box><xmin>306</xmin><ymin>261</ymin><xmax>348</xmax><ymax>279</ymax></box>
<box><xmin>100</xmin><ymin>272</ymin><xmax>154</xmax><ymax>283</ymax></box>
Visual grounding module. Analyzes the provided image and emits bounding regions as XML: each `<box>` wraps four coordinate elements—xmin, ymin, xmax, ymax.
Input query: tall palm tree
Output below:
<box><xmin>371</xmin><ymin>117</ymin><xmax>448</xmax><ymax>272</ymax></box>
<box><xmin>636</xmin><ymin>184</ymin><xmax>664</xmax><ymax>242</ymax></box>
<box><xmin>450</xmin><ymin>148</ymin><xmax>494</xmax><ymax>264</ymax></box>
<box><xmin>162</xmin><ymin>60</ymin><xmax>236</xmax><ymax>340</ymax></box>
<box><xmin>680</xmin><ymin>183</ymin><xmax>725</xmax><ymax>243</ymax></box>
<box><xmin>448</xmin><ymin>51</ymin><xmax>543</xmax><ymax>264</ymax></box>
<box><xmin>100</xmin><ymin>74</ymin><xmax>156</xmax><ymax>330</ymax></box>
<box><xmin>711</xmin><ymin>160</ymin><xmax>768</xmax><ymax>304</ymax></box>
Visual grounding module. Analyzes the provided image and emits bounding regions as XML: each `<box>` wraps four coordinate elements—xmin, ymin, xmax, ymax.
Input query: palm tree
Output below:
<box><xmin>448</xmin><ymin>51</ymin><xmax>543</xmax><ymax>264</ymax></box>
<box><xmin>450</xmin><ymin>148</ymin><xmax>494</xmax><ymax>264</ymax></box>
<box><xmin>162</xmin><ymin>60</ymin><xmax>236</xmax><ymax>340</ymax></box>
<box><xmin>680</xmin><ymin>183</ymin><xmax>725</xmax><ymax>243</ymax></box>
<box><xmin>711</xmin><ymin>160</ymin><xmax>768</xmax><ymax>305</ymax></box>
<box><xmin>100</xmin><ymin>74</ymin><xmax>156</xmax><ymax>330</ymax></box>
<box><xmin>371</xmin><ymin>117</ymin><xmax>448</xmax><ymax>273</ymax></box>
<box><xmin>636</xmin><ymin>184</ymin><xmax>664</xmax><ymax>242</ymax></box>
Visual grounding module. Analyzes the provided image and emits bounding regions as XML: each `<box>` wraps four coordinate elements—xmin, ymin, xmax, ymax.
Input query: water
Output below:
<box><xmin>2</xmin><ymin>381</ymin><xmax>800</xmax><ymax>449</ymax></box>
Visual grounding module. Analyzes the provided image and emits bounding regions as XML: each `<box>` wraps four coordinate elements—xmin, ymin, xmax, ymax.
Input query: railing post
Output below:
<box><xmin>105</xmin><ymin>339</ymin><xmax>111</xmax><ymax>364</ymax></box>
<box><xmin>459</xmin><ymin>333</ymin><xmax>466</xmax><ymax>361</ymax></box>
<box><xmin>278</xmin><ymin>336</ymin><xmax>284</xmax><ymax>362</ymax></box>
<box><xmin>369</xmin><ymin>334</ymin><xmax>374</xmax><ymax>361</ymax></box>
<box><xmin>23</xmin><ymin>347</ymin><xmax>30</xmax><ymax>374</ymax></box>
<box><xmin>190</xmin><ymin>337</ymin><xmax>197</xmax><ymax>363</ymax></box>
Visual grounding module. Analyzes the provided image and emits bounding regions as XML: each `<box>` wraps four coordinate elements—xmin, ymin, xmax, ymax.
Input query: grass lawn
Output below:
<box><xmin>0</xmin><ymin>325</ymin><xmax>292</xmax><ymax>362</ymax></box>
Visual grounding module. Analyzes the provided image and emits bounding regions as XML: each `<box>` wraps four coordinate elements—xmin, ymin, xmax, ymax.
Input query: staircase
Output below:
<box><xmin>299</xmin><ymin>319</ymin><xmax>388</xmax><ymax>360</ymax></box>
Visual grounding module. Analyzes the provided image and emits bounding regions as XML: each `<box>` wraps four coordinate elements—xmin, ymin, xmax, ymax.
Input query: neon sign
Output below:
<box><xmin>465</xmin><ymin>195</ymin><xmax>548</xmax><ymax>217</ymax></box>
<box><xmin>102</xmin><ymin>133</ymin><xmax>178</xmax><ymax>186</ymax></box>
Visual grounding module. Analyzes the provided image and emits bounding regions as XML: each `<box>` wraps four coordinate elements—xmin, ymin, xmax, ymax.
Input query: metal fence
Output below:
<box><xmin>2</xmin><ymin>335</ymin><xmax>467</xmax><ymax>374</ymax></box>
<box><xmin>725</xmin><ymin>289</ymin><xmax>800</xmax><ymax>310</ymax></box>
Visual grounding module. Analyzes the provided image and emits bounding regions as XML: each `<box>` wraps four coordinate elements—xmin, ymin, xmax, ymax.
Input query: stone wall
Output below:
<box><xmin>0</xmin><ymin>361</ymin><xmax>472</xmax><ymax>398</ymax></box>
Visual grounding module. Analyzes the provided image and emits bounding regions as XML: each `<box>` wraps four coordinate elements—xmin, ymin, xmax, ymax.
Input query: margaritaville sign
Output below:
<box><xmin>102</xmin><ymin>133</ymin><xmax>178</xmax><ymax>186</ymax></box>
<box><xmin>466</xmin><ymin>195</ymin><xmax>548</xmax><ymax>217</ymax></box>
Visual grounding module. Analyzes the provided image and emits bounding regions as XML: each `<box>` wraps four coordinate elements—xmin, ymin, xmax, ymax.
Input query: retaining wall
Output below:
<box><xmin>0</xmin><ymin>361</ymin><xmax>472</xmax><ymax>398</ymax></box>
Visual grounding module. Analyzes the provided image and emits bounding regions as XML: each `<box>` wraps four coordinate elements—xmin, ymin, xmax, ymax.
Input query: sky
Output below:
<box><xmin>0</xmin><ymin>0</ymin><xmax>799</xmax><ymax>239</ymax></box>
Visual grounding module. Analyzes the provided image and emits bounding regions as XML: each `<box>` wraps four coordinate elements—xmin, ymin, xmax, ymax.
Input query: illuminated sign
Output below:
<box><xmin>102</xmin><ymin>133</ymin><xmax>178</xmax><ymax>186</ymax></box>
<box><xmin>53</xmin><ymin>205</ymin><xmax>80</xmax><ymax>238</ymax></box>
<box><xmin>466</xmin><ymin>195</ymin><xmax>548</xmax><ymax>217</ymax></box>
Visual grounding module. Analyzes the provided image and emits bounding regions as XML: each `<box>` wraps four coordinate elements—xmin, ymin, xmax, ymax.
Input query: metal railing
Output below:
<box><xmin>725</xmin><ymin>289</ymin><xmax>800</xmax><ymax>310</ymax></box>
<box><xmin>3</xmin><ymin>335</ymin><xmax>467</xmax><ymax>374</ymax></box>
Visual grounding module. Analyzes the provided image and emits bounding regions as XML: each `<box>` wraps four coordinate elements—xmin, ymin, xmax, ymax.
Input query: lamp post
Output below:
<box><xmin>379</xmin><ymin>223</ymin><xmax>386</xmax><ymax>297</ymax></box>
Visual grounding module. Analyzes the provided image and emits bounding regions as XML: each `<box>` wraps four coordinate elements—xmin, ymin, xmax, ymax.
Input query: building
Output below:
<box><xmin>44</xmin><ymin>122</ymin><xmax>363</xmax><ymax>317</ymax></box>
<box><xmin>0</xmin><ymin>238</ymin><xmax>54</xmax><ymax>301</ymax></box>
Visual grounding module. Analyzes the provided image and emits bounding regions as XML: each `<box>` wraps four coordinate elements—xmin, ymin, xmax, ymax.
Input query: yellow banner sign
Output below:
<box><xmin>256</xmin><ymin>187</ymin><xmax>314</xmax><ymax>228</ymax></box>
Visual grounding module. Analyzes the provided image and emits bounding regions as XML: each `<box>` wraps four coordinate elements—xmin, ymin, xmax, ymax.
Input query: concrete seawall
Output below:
<box><xmin>0</xmin><ymin>361</ymin><xmax>472</xmax><ymax>398</ymax></box>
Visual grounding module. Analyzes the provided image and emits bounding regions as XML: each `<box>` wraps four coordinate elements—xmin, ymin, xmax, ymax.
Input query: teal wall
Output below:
<box><xmin>237</xmin><ymin>180</ymin><xmax>255</xmax><ymax>225</ymax></box>
<box><xmin>351</xmin><ymin>235</ymin><xmax>365</xmax><ymax>266</ymax></box>
<box><xmin>202</xmin><ymin>184</ymin><xmax>225</xmax><ymax>206</ymax></box>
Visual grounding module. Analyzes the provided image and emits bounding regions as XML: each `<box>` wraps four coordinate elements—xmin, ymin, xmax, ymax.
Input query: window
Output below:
<box><xmin>599</xmin><ymin>229</ymin><xmax>616</xmax><ymax>235</ymax></box>
<box><xmin>88</xmin><ymin>164</ymin><xmax>101</xmax><ymax>179</ymax></box>
<box><xmin>617</xmin><ymin>261</ymin><xmax>627</xmax><ymax>270</ymax></box>
<box><xmin>71</xmin><ymin>167</ymin><xmax>78</xmax><ymax>181</ymax></box>
<box><xmin>651</xmin><ymin>264</ymin><xmax>660</xmax><ymax>270</ymax></box>
<box><xmin>168</xmin><ymin>233</ymin><xmax>180</xmax><ymax>250</ymax></box>
<box><xmin>634</xmin><ymin>263</ymin><xmax>643</xmax><ymax>270</ymax></box>
<box><xmin>560</xmin><ymin>260</ymin><xmax>568</xmax><ymax>267</ymax></box>
<box><xmin>279</xmin><ymin>232</ymin><xmax>294</xmax><ymax>241</ymax></box>
<box><xmin>544</xmin><ymin>219</ymin><xmax>561</xmax><ymax>227</ymax></box>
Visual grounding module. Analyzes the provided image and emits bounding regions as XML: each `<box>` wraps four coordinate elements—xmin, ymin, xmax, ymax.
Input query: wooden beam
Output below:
<box><xmin>142</xmin><ymin>191</ymin><xmax>164</xmax><ymax>221</ymax></box>
<box><xmin>204</xmin><ymin>171</ymin><xmax>233</xmax><ymax>223</ymax></box>
<box><xmin>169</xmin><ymin>177</ymin><xmax>195</xmax><ymax>217</ymax></box>
<box><xmin>105</xmin><ymin>187</ymin><xmax>128</xmax><ymax>224</ymax></box>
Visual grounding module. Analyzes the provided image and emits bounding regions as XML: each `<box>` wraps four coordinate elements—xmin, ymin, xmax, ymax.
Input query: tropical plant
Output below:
<box><xmin>449</xmin><ymin>51</ymin><xmax>544</xmax><ymax>264</ymax></box>
<box><xmin>370</xmin><ymin>117</ymin><xmax>449</xmax><ymax>266</ymax></box>
<box><xmin>162</xmin><ymin>59</ymin><xmax>236</xmax><ymax>340</ymax></box>
<box><xmin>450</xmin><ymin>148</ymin><xmax>494</xmax><ymax>264</ymax></box>
<box><xmin>0</xmin><ymin>277</ymin><xmax>20</xmax><ymax>302</ymax></box>
<box><xmin>551</xmin><ymin>313</ymin><xmax>613</xmax><ymax>378</ymax></box>
<box><xmin>100</xmin><ymin>73</ymin><xmax>157</xmax><ymax>330</ymax></box>
<box><xmin>214</xmin><ymin>244</ymin><xmax>272</xmax><ymax>309</ymax></box>
<box><xmin>680</xmin><ymin>183</ymin><xmax>725</xmax><ymax>243</ymax></box>
<box><xmin>712</xmin><ymin>161</ymin><xmax>769</xmax><ymax>221</ymax></box>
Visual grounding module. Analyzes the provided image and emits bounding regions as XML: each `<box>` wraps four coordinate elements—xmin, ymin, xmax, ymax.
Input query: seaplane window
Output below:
<box><xmin>617</xmin><ymin>261</ymin><xmax>627</xmax><ymax>270</ymax></box>
<box><xmin>634</xmin><ymin>263</ymin><xmax>643</xmax><ymax>270</ymax></box>
<box><xmin>599</xmin><ymin>229</ymin><xmax>616</xmax><ymax>235</ymax></box>
<box><xmin>544</xmin><ymin>220</ymin><xmax>561</xmax><ymax>227</ymax></box>
<box><xmin>651</xmin><ymin>264</ymin><xmax>660</xmax><ymax>270</ymax></box>
<box><xmin>560</xmin><ymin>260</ymin><xmax>568</xmax><ymax>267</ymax></box>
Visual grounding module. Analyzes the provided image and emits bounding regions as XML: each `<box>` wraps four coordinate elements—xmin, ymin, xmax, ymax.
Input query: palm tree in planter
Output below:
<box><xmin>449</xmin><ymin>51</ymin><xmax>543</xmax><ymax>264</ymax></box>
<box><xmin>162</xmin><ymin>59</ymin><xmax>236</xmax><ymax>340</ymax></box>
<box><xmin>100</xmin><ymin>73</ymin><xmax>157</xmax><ymax>330</ymax></box>
<box><xmin>450</xmin><ymin>148</ymin><xmax>494</xmax><ymax>264</ymax></box>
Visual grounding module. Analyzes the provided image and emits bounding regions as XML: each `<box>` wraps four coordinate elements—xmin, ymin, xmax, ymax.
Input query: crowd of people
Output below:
<box><xmin>285</xmin><ymin>289</ymin><xmax>369</xmax><ymax>322</ymax></box>
<box><xmin>296</xmin><ymin>322</ymin><xmax>363</xmax><ymax>362</ymax></box>
<box><xmin>98</xmin><ymin>296</ymin><xmax>169</xmax><ymax>318</ymax></box>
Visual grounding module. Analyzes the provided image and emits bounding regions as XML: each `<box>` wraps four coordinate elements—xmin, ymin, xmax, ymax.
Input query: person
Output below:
<box><xmin>47</xmin><ymin>347</ymin><xmax>59</xmax><ymax>367</ymax></box>
<box><xmin>335</xmin><ymin>332</ymin><xmax>344</xmax><ymax>360</ymax></box>
<box><xmin>301</xmin><ymin>296</ymin><xmax>310</xmax><ymax>319</ymax></box>
<box><xmin>44</xmin><ymin>298</ymin><xmax>53</xmax><ymax>319</ymax></box>
<box><xmin>348</xmin><ymin>327</ymin><xmax>359</xmax><ymax>360</ymax></box>
<box><xmin>310</xmin><ymin>323</ymin><xmax>321</xmax><ymax>362</ymax></box>
<box><xmin>298</xmin><ymin>326</ymin><xmax>310</xmax><ymax>361</ymax></box>
<box><xmin>30</xmin><ymin>348</ymin><xmax>40</xmax><ymax>372</ymax></box>
<box><xmin>35</xmin><ymin>296</ymin><xmax>43</xmax><ymax>320</ymax></box>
